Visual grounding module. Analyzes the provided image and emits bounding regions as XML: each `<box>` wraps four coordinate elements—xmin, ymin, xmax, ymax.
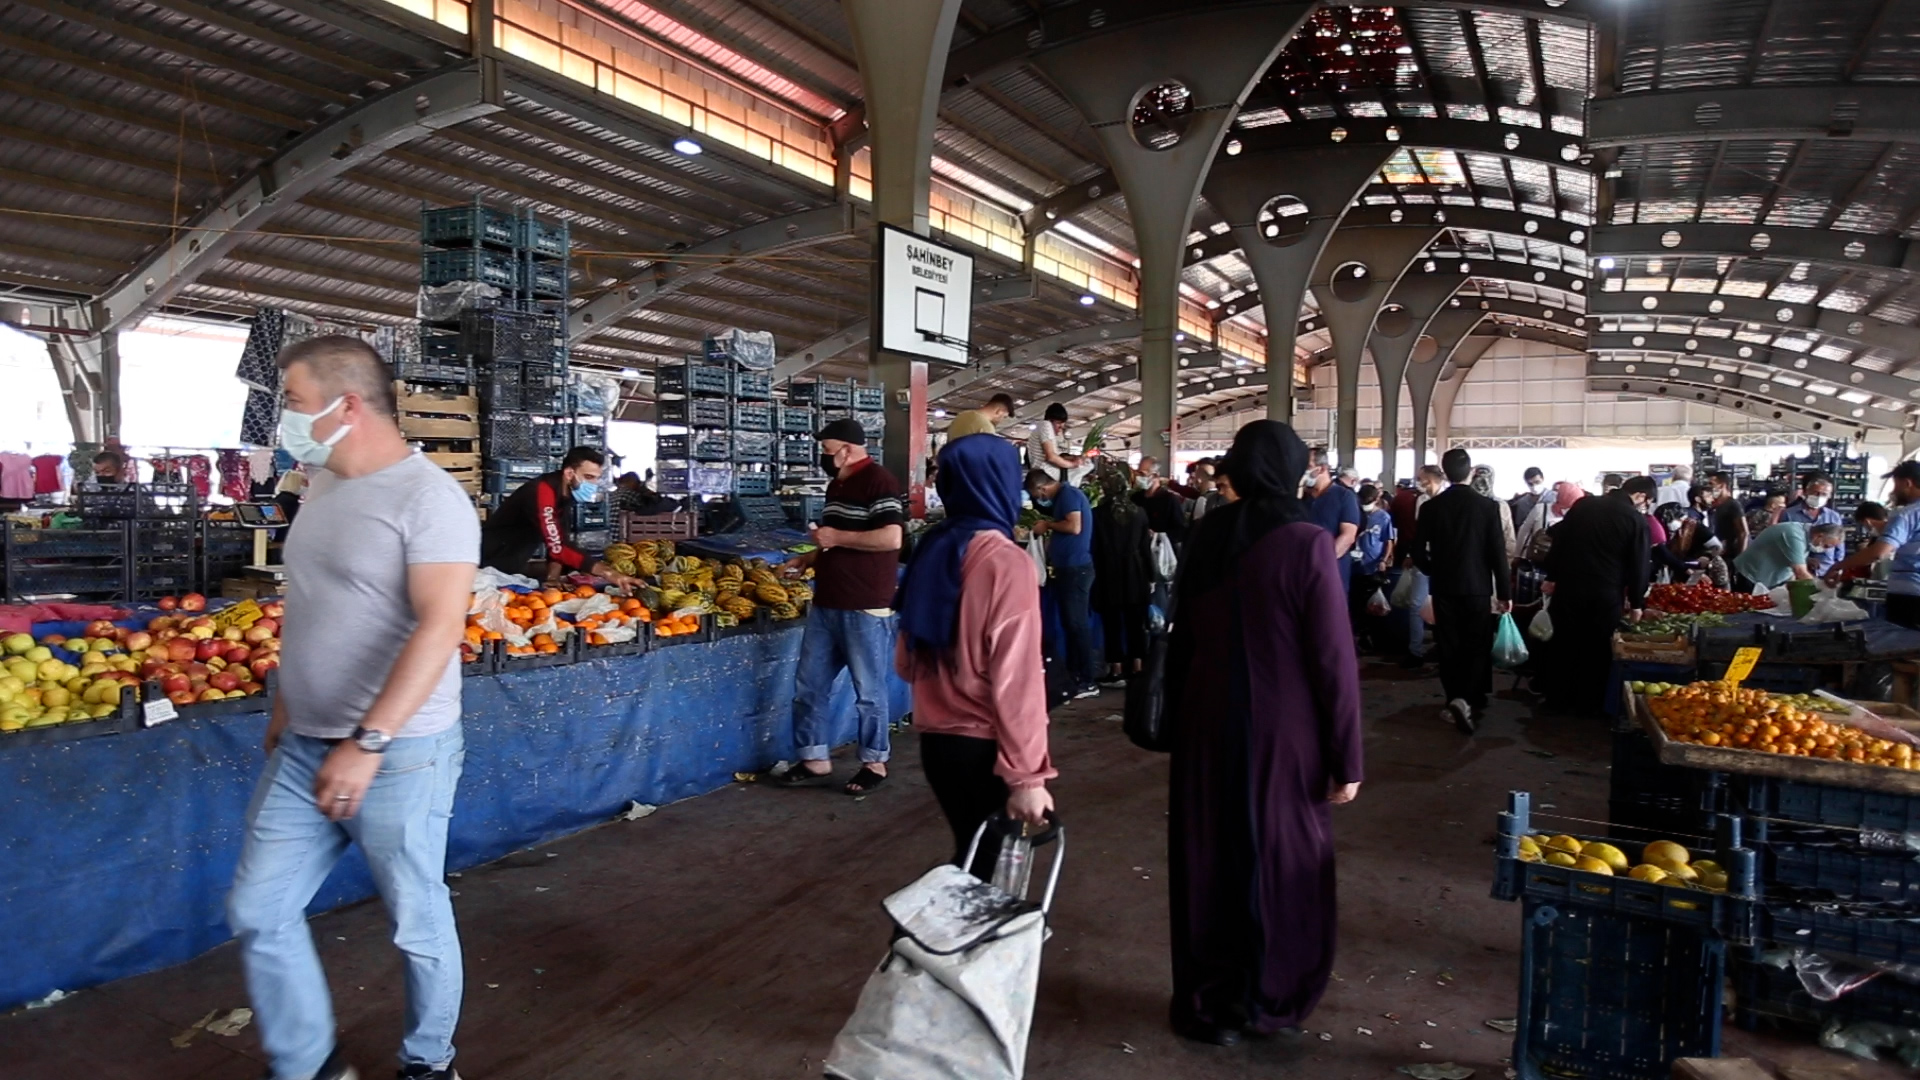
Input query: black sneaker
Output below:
<box><xmin>267</xmin><ymin>1047</ymin><xmax>356</xmax><ymax>1080</ymax></box>
<box><xmin>1072</xmin><ymin>685</ymin><xmax>1102</xmax><ymax>700</ymax></box>
<box><xmin>399</xmin><ymin>1064</ymin><xmax>460</xmax><ymax>1080</ymax></box>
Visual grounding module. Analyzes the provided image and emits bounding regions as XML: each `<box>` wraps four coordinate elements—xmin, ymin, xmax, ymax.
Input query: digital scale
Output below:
<box><xmin>231</xmin><ymin>502</ymin><xmax>289</xmax><ymax>582</ymax></box>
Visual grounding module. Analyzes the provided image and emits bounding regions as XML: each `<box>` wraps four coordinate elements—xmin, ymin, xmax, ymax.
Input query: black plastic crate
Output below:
<box><xmin>421</xmin><ymin>204</ymin><xmax>518</xmax><ymax>249</ymax></box>
<box><xmin>5</xmin><ymin>524</ymin><xmax>127</xmax><ymax>559</ymax></box>
<box><xmin>485</xmin><ymin>414</ymin><xmax>544</xmax><ymax>459</ymax></box>
<box><xmin>524</xmin><ymin>259</ymin><xmax>567</xmax><ymax>298</ymax></box>
<box><xmin>574</xmin><ymin>501</ymin><xmax>609</xmax><ymax>529</ymax></box>
<box><xmin>1758</xmin><ymin>903</ymin><xmax>1920</xmax><ymax>966</ymax></box>
<box><xmin>1608</xmin><ymin>729</ymin><xmax>1720</xmax><ymax>837</ymax></box>
<box><xmin>484</xmin><ymin>458</ymin><xmax>553</xmax><ymax>495</ymax></box>
<box><xmin>734</xmin><ymin>494</ymin><xmax>788</xmax><ymax>529</ymax></box>
<box><xmin>732</xmin><ymin>402</ymin><xmax>773</xmax><ymax>432</ymax></box>
<box><xmin>657</xmin><ymin>363</ymin><xmax>733</xmax><ymax>397</ymax></box>
<box><xmin>1765</xmin><ymin>625</ymin><xmax>1871</xmax><ymax>663</ymax></box>
<box><xmin>395</xmin><ymin>360</ymin><xmax>475</xmax><ymax>386</ymax></box>
<box><xmin>6</xmin><ymin>569</ymin><xmax>128</xmax><ymax>600</ymax></box>
<box><xmin>1512</xmin><ymin>899</ymin><xmax>1725</xmax><ymax>1080</ymax></box>
<box><xmin>1733</xmin><ymin>952</ymin><xmax>1920</xmax><ymax>1032</ymax></box>
<box><xmin>781</xmin><ymin>493</ymin><xmax>826</xmax><ymax>528</ymax></box>
<box><xmin>520</xmin><ymin>217</ymin><xmax>569</xmax><ymax>258</ymax></box>
<box><xmin>422</xmin><ymin>248</ymin><xmax>517</xmax><ymax>289</ymax></box>
<box><xmin>658</xmin><ymin>432</ymin><xmax>734</xmax><ymax>462</ymax></box>
<box><xmin>659</xmin><ymin>398</ymin><xmax>732</xmax><ymax>427</ymax></box>
<box><xmin>1762</xmin><ymin>839</ymin><xmax>1920</xmax><ymax>905</ymax></box>
<box><xmin>732</xmin><ymin>372</ymin><xmax>773</xmax><ymax>401</ymax></box>
<box><xmin>787</xmin><ymin>380</ymin><xmax>852</xmax><ymax>408</ymax></box>
<box><xmin>1733</xmin><ymin>774</ymin><xmax>1920</xmax><ymax>835</ymax></box>
<box><xmin>73</xmin><ymin>484</ymin><xmax>195</xmax><ymax>521</ymax></box>
<box><xmin>703</xmin><ymin>328</ymin><xmax>775</xmax><ymax>370</ymax></box>
<box><xmin>777</xmin><ymin>404</ymin><xmax>817</xmax><ymax>434</ymax></box>
<box><xmin>851</xmin><ymin>385</ymin><xmax>885</xmax><ymax>411</ymax></box>
<box><xmin>483</xmin><ymin>366</ymin><xmax>524</xmax><ymax>412</ymax></box>
<box><xmin>522</xmin><ymin>379</ymin><xmax>567</xmax><ymax>417</ymax></box>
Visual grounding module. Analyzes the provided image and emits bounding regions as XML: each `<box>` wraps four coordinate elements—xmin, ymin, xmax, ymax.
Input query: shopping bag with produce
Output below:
<box><xmin>1528</xmin><ymin>597</ymin><xmax>1555</xmax><ymax>641</ymax></box>
<box><xmin>1391</xmin><ymin>569</ymin><xmax>1419</xmax><ymax>609</ymax></box>
<box><xmin>1492</xmin><ymin>613</ymin><xmax>1529</xmax><ymax>669</ymax></box>
<box><xmin>1366</xmin><ymin>588</ymin><xmax>1391</xmax><ymax>616</ymax></box>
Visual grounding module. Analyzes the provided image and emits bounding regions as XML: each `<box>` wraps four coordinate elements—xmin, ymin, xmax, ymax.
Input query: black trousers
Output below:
<box><xmin>1098</xmin><ymin>601</ymin><xmax>1151</xmax><ymax>665</ymax></box>
<box><xmin>1891</xmin><ymin>593</ymin><xmax>1920</xmax><ymax>630</ymax></box>
<box><xmin>920</xmin><ymin>731</ymin><xmax>1008</xmax><ymax>879</ymax></box>
<box><xmin>1431</xmin><ymin>593</ymin><xmax>1497</xmax><ymax>711</ymax></box>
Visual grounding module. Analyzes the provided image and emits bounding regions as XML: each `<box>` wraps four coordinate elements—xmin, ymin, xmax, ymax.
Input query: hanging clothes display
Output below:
<box><xmin>150</xmin><ymin>455</ymin><xmax>213</xmax><ymax>501</ymax></box>
<box><xmin>217</xmin><ymin>450</ymin><xmax>251</xmax><ymax>503</ymax></box>
<box><xmin>31</xmin><ymin>454</ymin><xmax>66</xmax><ymax>495</ymax></box>
<box><xmin>0</xmin><ymin>453</ymin><xmax>34</xmax><ymax>499</ymax></box>
<box><xmin>236</xmin><ymin>308</ymin><xmax>292</xmax><ymax>446</ymax></box>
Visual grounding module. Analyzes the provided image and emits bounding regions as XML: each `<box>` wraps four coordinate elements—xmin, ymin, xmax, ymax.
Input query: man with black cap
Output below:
<box><xmin>1826</xmin><ymin>461</ymin><xmax>1920</xmax><ymax>627</ymax></box>
<box><xmin>1028</xmin><ymin>402</ymin><xmax>1083</xmax><ymax>481</ymax></box>
<box><xmin>774</xmin><ymin>418</ymin><xmax>905</xmax><ymax>795</ymax></box>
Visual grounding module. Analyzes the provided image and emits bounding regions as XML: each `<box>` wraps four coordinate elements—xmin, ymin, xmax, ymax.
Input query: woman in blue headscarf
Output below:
<box><xmin>896</xmin><ymin>433</ymin><xmax>1057</xmax><ymax>874</ymax></box>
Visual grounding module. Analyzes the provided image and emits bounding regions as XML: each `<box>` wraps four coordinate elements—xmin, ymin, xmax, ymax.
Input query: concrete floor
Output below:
<box><xmin>1</xmin><ymin>660</ymin><xmax>1907</xmax><ymax>1079</ymax></box>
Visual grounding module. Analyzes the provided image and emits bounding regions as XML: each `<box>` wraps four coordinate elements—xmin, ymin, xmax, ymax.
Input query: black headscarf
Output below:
<box><xmin>1177</xmin><ymin>419</ymin><xmax>1310</xmax><ymax>597</ymax></box>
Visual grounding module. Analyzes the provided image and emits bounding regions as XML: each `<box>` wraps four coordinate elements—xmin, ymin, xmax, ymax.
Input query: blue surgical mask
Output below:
<box><xmin>279</xmin><ymin>396</ymin><xmax>350</xmax><ymax>468</ymax></box>
<box><xmin>574</xmin><ymin>479</ymin><xmax>602</xmax><ymax>502</ymax></box>
<box><xmin>1035</xmin><ymin>496</ymin><xmax>1053</xmax><ymax>509</ymax></box>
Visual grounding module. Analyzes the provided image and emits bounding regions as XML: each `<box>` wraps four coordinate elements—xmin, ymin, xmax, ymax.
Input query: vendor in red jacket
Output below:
<box><xmin>480</xmin><ymin>446</ymin><xmax>639</xmax><ymax>586</ymax></box>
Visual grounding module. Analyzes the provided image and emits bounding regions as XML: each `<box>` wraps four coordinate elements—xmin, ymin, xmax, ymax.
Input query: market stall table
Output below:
<box><xmin>0</xmin><ymin>626</ymin><xmax>909</xmax><ymax>1010</ymax></box>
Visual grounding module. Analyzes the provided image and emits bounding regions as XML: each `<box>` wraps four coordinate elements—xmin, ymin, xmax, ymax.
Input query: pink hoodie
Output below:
<box><xmin>897</xmin><ymin>530</ymin><xmax>1057</xmax><ymax>790</ymax></box>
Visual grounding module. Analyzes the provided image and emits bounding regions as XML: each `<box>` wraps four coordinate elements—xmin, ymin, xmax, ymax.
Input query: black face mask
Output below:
<box><xmin>819</xmin><ymin>453</ymin><xmax>839</xmax><ymax>474</ymax></box>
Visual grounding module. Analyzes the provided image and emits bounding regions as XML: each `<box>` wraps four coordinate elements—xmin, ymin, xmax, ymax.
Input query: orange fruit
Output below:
<box><xmin>483</xmin><ymin>630</ymin><xmax>504</xmax><ymax>641</ymax></box>
<box><xmin>542</xmin><ymin>589</ymin><xmax>564</xmax><ymax>606</ymax></box>
<box><xmin>574</xmin><ymin>586</ymin><xmax>596</xmax><ymax>599</ymax></box>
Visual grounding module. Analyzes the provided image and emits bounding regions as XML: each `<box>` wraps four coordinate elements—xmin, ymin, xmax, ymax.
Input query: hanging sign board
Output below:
<box><xmin>876</xmin><ymin>223</ymin><xmax>974</xmax><ymax>366</ymax></box>
<box><xmin>1724</xmin><ymin>647</ymin><xmax>1764</xmax><ymax>687</ymax></box>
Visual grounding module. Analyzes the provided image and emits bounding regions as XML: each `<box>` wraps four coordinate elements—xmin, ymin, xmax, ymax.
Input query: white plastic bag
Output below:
<box><xmin>1026</xmin><ymin>537</ymin><xmax>1047</xmax><ymax>586</ymax></box>
<box><xmin>1391</xmin><ymin>569</ymin><xmax>1419</xmax><ymax>609</ymax></box>
<box><xmin>1150</xmin><ymin>532</ymin><xmax>1177</xmax><ymax>582</ymax></box>
<box><xmin>1366</xmin><ymin>588</ymin><xmax>1391</xmax><ymax>616</ymax></box>
<box><xmin>1805</xmin><ymin>595</ymin><xmax>1870</xmax><ymax>624</ymax></box>
<box><xmin>1529</xmin><ymin>596</ymin><xmax>1555</xmax><ymax>641</ymax></box>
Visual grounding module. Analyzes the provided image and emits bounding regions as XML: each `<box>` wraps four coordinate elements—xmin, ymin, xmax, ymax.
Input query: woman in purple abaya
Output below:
<box><xmin>1164</xmin><ymin>420</ymin><xmax>1365</xmax><ymax>1045</ymax></box>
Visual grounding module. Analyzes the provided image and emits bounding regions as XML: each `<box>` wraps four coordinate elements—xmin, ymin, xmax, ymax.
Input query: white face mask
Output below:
<box><xmin>279</xmin><ymin>396</ymin><xmax>350</xmax><ymax>468</ymax></box>
<box><xmin>1804</xmin><ymin>494</ymin><xmax>1828</xmax><ymax>510</ymax></box>
<box><xmin>1528</xmin><ymin>480</ymin><xmax>1545</xmax><ymax>493</ymax></box>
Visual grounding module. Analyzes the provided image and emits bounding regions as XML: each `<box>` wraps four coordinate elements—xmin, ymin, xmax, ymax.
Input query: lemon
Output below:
<box><xmin>1573</xmin><ymin>855</ymin><xmax>1615</xmax><ymax>876</ymax></box>
<box><xmin>1544</xmin><ymin>851</ymin><xmax>1578</xmax><ymax>868</ymax></box>
<box><xmin>1697</xmin><ymin>870</ymin><xmax>1729</xmax><ymax>893</ymax></box>
<box><xmin>1642</xmin><ymin>840</ymin><xmax>1690</xmax><ymax>866</ymax></box>
<box><xmin>1519</xmin><ymin>848</ymin><xmax>1542</xmax><ymax>863</ymax></box>
<box><xmin>1518</xmin><ymin>836</ymin><xmax>1541</xmax><ymax>854</ymax></box>
<box><xmin>1628</xmin><ymin>864</ymin><xmax>1669</xmax><ymax>883</ymax></box>
<box><xmin>1582</xmin><ymin>842</ymin><xmax>1630</xmax><ymax>872</ymax></box>
<box><xmin>1545</xmin><ymin>834</ymin><xmax>1583</xmax><ymax>855</ymax></box>
<box><xmin>1691</xmin><ymin>859</ymin><xmax>1722</xmax><ymax>876</ymax></box>
<box><xmin>1649</xmin><ymin>858</ymin><xmax>1698</xmax><ymax>881</ymax></box>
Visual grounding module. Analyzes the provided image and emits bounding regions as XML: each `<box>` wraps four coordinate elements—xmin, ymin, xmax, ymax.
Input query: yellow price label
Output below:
<box><xmin>213</xmin><ymin>599</ymin><xmax>261</xmax><ymax>631</ymax></box>
<box><xmin>1724</xmin><ymin>646</ymin><xmax>1764</xmax><ymax>686</ymax></box>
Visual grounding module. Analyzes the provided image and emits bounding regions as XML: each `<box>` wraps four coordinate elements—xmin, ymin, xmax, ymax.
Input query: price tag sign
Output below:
<box><xmin>142</xmin><ymin>698</ymin><xmax>178</xmax><ymax>728</ymax></box>
<box><xmin>213</xmin><ymin>600</ymin><xmax>261</xmax><ymax>632</ymax></box>
<box><xmin>1724</xmin><ymin>646</ymin><xmax>1764</xmax><ymax>686</ymax></box>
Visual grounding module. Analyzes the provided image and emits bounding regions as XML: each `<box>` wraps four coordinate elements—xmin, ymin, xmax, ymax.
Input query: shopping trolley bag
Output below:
<box><xmin>824</xmin><ymin>816</ymin><xmax>1065</xmax><ymax>1080</ymax></box>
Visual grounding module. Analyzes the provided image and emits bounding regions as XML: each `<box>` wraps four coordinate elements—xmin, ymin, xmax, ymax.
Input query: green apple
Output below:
<box><xmin>1</xmin><ymin>633</ymin><xmax>32</xmax><ymax>656</ymax></box>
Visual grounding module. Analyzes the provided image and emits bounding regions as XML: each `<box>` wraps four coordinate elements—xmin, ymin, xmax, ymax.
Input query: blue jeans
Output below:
<box><xmin>793</xmin><ymin>606</ymin><xmax>895</xmax><ymax>764</ymax></box>
<box><xmin>227</xmin><ymin>727</ymin><xmax>466</xmax><ymax>1080</ymax></box>
<box><xmin>1053</xmin><ymin>562</ymin><xmax>1099</xmax><ymax>689</ymax></box>
<box><xmin>1401</xmin><ymin>567</ymin><xmax>1431</xmax><ymax>659</ymax></box>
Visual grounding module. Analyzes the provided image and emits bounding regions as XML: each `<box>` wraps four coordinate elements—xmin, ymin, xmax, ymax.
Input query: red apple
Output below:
<box><xmin>123</xmin><ymin>631</ymin><xmax>152</xmax><ymax>652</ymax></box>
<box><xmin>146</xmin><ymin>616</ymin><xmax>173</xmax><ymax>633</ymax></box>
<box><xmin>156</xmin><ymin>596</ymin><xmax>179</xmax><ymax>612</ymax></box>
<box><xmin>243</xmin><ymin>625</ymin><xmax>275</xmax><ymax>644</ymax></box>
<box><xmin>223</xmin><ymin>645</ymin><xmax>251</xmax><ymax>665</ymax></box>
<box><xmin>249</xmin><ymin>657</ymin><xmax>279</xmax><ymax>679</ymax></box>
<box><xmin>196</xmin><ymin>687</ymin><xmax>224</xmax><ymax>702</ymax></box>
<box><xmin>195</xmin><ymin>640</ymin><xmax>224</xmax><ymax>662</ymax></box>
<box><xmin>186</xmin><ymin>617</ymin><xmax>214</xmax><ymax>631</ymax></box>
<box><xmin>260</xmin><ymin>601</ymin><xmax>284</xmax><ymax>619</ymax></box>
<box><xmin>167</xmin><ymin>689</ymin><xmax>195</xmax><ymax>705</ymax></box>
<box><xmin>41</xmin><ymin>635</ymin><xmax>65</xmax><ymax>647</ymax></box>
<box><xmin>209</xmin><ymin>671</ymin><xmax>241</xmax><ymax>692</ymax></box>
<box><xmin>113</xmin><ymin>672</ymin><xmax>141</xmax><ymax>686</ymax></box>
<box><xmin>252</xmin><ymin>617</ymin><xmax>279</xmax><ymax>635</ymax></box>
<box><xmin>161</xmin><ymin>673</ymin><xmax>190</xmax><ymax>695</ymax></box>
<box><xmin>179</xmin><ymin>593</ymin><xmax>206</xmax><ymax>612</ymax></box>
<box><xmin>139</xmin><ymin>659</ymin><xmax>168</xmax><ymax>679</ymax></box>
<box><xmin>236</xmin><ymin>680</ymin><xmax>260</xmax><ymax>695</ymax></box>
<box><xmin>184</xmin><ymin>662</ymin><xmax>209</xmax><ymax>678</ymax></box>
<box><xmin>84</xmin><ymin>620</ymin><xmax>116</xmax><ymax>639</ymax></box>
<box><xmin>166</xmin><ymin>639</ymin><xmax>197</xmax><ymax>662</ymax></box>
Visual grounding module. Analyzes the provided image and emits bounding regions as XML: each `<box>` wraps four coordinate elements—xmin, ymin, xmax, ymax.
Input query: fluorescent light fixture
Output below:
<box><xmin>673</xmin><ymin>137</ymin><xmax>703</xmax><ymax>155</ymax></box>
<box><xmin>1597</xmin><ymin>257</ymin><xmax>1616</xmax><ymax>270</ymax></box>
<box><xmin>619</xmin><ymin>367</ymin><xmax>641</xmax><ymax>378</ymax></box>
<box><xmin>1079</xmin><ymin>294</ymin><xmax>1097</xmax><ymax>306</ymax></box>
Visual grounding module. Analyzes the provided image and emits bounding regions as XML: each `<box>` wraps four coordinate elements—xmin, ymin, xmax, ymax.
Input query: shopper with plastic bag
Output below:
<box><xmin>1540</xmin><ymin>475</ymin><xmax>1654</xmax><ymax>716</ymax></box>
<box><xmin>1410</xmin><ymin>449</ymin><xmax>1511</xmax><ymax>735</ymax></box>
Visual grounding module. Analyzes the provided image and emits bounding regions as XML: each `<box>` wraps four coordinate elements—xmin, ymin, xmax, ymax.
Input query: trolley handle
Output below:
<box><xmin>963</xmin><ymin>811</ymin><xmax>1066</xmax><ymax>916</ymax></box>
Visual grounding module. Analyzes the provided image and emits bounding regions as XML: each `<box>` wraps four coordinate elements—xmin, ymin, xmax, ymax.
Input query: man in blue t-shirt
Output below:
<box><xmin>1303</xmin><ymin>447</ymin><xmax>1363</xmax><ymax>590</ymax></box>
<box><xmin>1777</xmin><ymin>472</ymin><xmax>1845</xmax><ymax>576</ymax></box>
<box><xmin>1027</xmin><ymin>469</ymin><xmax>1101</xmax><ymax>700</ymax></box>
<box><xmin>1827</xmin><ymin>462</ymin><xmax>1920</xmax><ymax>627</ymax></box>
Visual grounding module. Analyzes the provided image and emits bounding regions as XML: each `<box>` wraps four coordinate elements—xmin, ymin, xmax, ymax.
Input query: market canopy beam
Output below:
<box><xmin>1588</xmin><ymin>291</ymin><xmax>1920</xmax><ymax>356</ymax></box>
<box><xmin>1588</xmin><ymin>85</ymin><xmax>1920</xmax><ymax>148</ymax></box>
<box><xmin>1586</xmin><ymin>331</ymin><xmax>1920</xmax><ymax>405</ymax></box>
<box><xmin>94</xmin><ymin>63</ymin><xmax>502</xmax><ymax>336</ymax></box>
<box><xmin>1592</xmin><ymin>223</ymin><xmax>1920</xmax><ymax>276</ymax></box>
<box><xmin>1588</xmin><ymin>363</ymin><xmax>1882</xmax><ymax>439</ymax></box>
<box><xmin>568</xmin><ymin>204</ymin><xmax>858</xmax><ymax>346</ymax></box>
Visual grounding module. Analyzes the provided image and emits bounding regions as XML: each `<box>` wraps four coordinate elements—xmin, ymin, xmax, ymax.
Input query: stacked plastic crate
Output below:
<box><xmin>656</xmin><ymin>330</ymin><xmax>778</xmax><ymax>501</ymax></box>
<box><xmin>778</xmin><ymin>377</ymin><xmax>883</xmax><ymax>528</ymax></box>
<box><xmin>414</xmin><ymin>202</ymin><xmax>570</xmax><ymax>510</ymax></box>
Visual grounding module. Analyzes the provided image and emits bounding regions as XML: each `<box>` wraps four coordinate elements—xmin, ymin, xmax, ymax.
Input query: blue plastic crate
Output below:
<box><xmin>519</xmin><ymin>217</ymin><xmax>570</xmax><ymax>258</ymax></box>
<box><xmin>658</xmin><ymin>464</ymin><xmax>733</xmax><ymax>495</ymax></box>
<box><xmin>781</xmin><ymin>493</ymin><xmax>825</xmax><ymax>528</ymax></box>
<box><xmin>1759</xmin><ymin>903</ymin><xmax>1920</xmax><ymax>966</ymax></box>
<box><xmin>777</xmin><ymin>404</ymin><xmax>817</xmax><ymax>434</ymax></box>
<box><xmin>853</xmin><ymin>410</ymin><xmax>885</xmax><ymax>439</ymax></box>
<box><xmin>787</xmin><ymin>380</ymin><xmax>852</xmax><ymax>408</ymax></box>
<box><xmin>779</xmin><ymin>436</ymin><xmax>815</xmax><ymax>465</ymax></box>
<box><xmin>524</xmin><ymin>259</ymin><xmax>567</xmax><ymax>297</ymax></box>
<box><xmin>732</xmin><ymin>431</ymin><xmax>774</xmax><ymax>463</ymax></box>
<box><xmin>659</xmin><ymin>398</ymin><xmax>732</xmax><ymax>428</ymax></box>
<box><xmin>1734</xmin><ymin>774</ymin><xmax>1920</xmax><ymax>834</ymax></box>
<box><xmin>1763</xmin><ymin>841</ymin><xmax>1920</xmax><ymax>905</ymax></box>
<box><xmin>422</xmin><ymin>248</ymin><xmax>517</xmax><ymax>289</ymax></box>
<box><xmin>1733</xmin><ymin>952</ymin><xmax>1920</xmax><ymax>1032</ymax></box>
<box><xmin>734</xmin><ymin>495</ymin><xmax>788</xmax><ymax>529</ymax></box>
<box><xmin>732</xmin><ymin>372</ymin><xmax>773</xmax><ymax>401</ymax></box>
<box><xmin>851</xmin><ymin>385</ymin><xmax>885</xmax><ymax>411</ymax></box>
<box><xmin>657</xmin><ymin>363</ymin><xmax>733</xmax><ymax>397</ymax></box>
<box><xmin>702</xmin><ymin>328</ymin><xmax>775</xmax><ymax>370</ymax></box>
<box><xmin>1608</xmin><ymin>729</ymin><xmax>1720</xmax><ymax>838</ymax></box>
<box><xmin>1512</xmin><ymin>899</ymin><xmax>1724</xmax><ymax>1080</ymax></box>
<box><xmin>731</xmin><ymin>472</ymin><xmax>773</xmax><ymax>496</ymax></box>
<box><xmin>732</xmin><ymin>402</ymin><xmax>773</xmax><ymax>431</ymax></box>
<box><xmin>658</xmin><ymin>432</ymin><xmax>733</xmax><ymax>462</ymax></box>
<box><xmin>421</xmin><ymin>205</ymin><xmax>518</xmax><ymax>249</ymax></box>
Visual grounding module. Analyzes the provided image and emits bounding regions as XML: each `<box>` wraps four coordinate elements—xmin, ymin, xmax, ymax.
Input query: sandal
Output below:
<box><xmin>772</xmin><ymin>762</ymin><xmax>834</xmax><ymax>787</ymax></box>
<box><xmin>843</xmin><ymin>766</ymin><xmax>889</xmax><ymax>796</ymax></box>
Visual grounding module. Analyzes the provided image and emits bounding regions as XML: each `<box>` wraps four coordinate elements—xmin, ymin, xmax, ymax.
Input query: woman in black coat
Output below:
<box><xmin>1091</xmin><ymin>460</ymin><xmax>1154</xmax><ymax>687</ymax></box>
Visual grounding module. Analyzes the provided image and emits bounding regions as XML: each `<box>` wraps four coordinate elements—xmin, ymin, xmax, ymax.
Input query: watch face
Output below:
<box><xmin>355</xmin><ymin>728</ymin><xmax>391</xmax><ymax>751</ymax></box>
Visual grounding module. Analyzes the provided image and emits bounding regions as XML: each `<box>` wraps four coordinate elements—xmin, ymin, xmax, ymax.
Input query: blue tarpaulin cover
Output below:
<box><xmin>0</xmin><ymin>627</ymin><xmax>909</xmax><ymax>1009</ymax></box>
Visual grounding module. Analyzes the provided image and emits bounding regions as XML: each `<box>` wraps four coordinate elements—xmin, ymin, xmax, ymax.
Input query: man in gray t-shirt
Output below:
<box><xmin>226</xmin><ymin>337</ymin><xmax>478</xmax><ymax>1080</ymax></box>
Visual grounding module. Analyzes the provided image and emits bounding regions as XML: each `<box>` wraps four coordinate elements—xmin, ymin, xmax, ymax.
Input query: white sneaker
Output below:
<box><xmin>1446</xmin><ymin>698</ymin><xmax>1476</xmax><ymax>735</ymax></box>
<box><xmin>1072</xmin><ymin>685</ymin><xmax>1101</xmax><ymax>700</ymax></box>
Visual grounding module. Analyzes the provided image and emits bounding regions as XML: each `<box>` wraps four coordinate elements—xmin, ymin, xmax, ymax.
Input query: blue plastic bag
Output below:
<box><xmin>1492</xmin><ymin>612</ymin><xmax>1529</xmax><ymax>669</ymax></box>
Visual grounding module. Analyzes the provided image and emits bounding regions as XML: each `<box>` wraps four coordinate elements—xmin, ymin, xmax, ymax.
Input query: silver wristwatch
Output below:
<box><xmin>350</xmin><ymin>726</ymin><xmax>393</xmax><ymax>754</ymax></box>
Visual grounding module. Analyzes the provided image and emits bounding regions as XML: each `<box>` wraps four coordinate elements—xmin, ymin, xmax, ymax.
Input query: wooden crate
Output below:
<box><xmin>1632</xmin><ymin>683</ymin><xmax>1920</xmax><ymax>795</ymax></box>
<box><xmin>1614</xmin><ymin>631</ymin><xmax>1695</xmax><ymax>664</ymax></box>
<box><xmin>425</xmin><ymin>451</ymin><xmax>482</xmax><ymax>495</ymax></box>
<box><xmin>396</xmin><ymin>383</ymin><xmax>480</xmax><ymax>441</ymax></box>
